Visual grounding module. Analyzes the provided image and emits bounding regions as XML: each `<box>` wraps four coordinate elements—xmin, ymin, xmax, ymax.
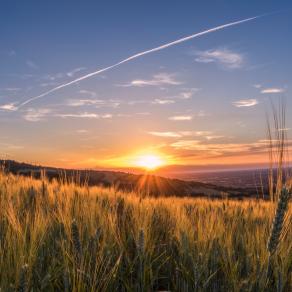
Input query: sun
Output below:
<box><xmin>135</xmin><ymin>154</ymin><xmax>164</xmax><ymax>170</ymax></box>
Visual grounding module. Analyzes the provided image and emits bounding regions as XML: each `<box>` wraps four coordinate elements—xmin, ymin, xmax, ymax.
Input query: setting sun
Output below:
<box><xmin>134</xmin><ymin>154</ymin><xmax>164</xmax><ymax>170</ymax></box>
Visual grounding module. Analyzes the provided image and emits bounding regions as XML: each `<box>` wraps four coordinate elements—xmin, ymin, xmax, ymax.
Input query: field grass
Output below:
<box><xmin>0</xmin><ymin>170</ymin><xmax>291</xmax><ymax>291</ymax></box>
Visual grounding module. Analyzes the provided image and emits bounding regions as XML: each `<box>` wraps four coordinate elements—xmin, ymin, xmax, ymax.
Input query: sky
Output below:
<box><xmin>0</xmin><ymin>1</ymin><xmax>292</xmax><ymax>170</ymax></box>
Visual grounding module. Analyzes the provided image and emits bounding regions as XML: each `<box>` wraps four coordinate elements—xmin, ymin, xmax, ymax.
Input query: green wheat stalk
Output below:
<box><xmin>71</xmin><ymin>219</ymin><xmax>82</xmax><ymax>263</ymax></box>
<box><xmin>267</xmin><ymin>187</ymin><xmax>291</xmax><ymax>278</ymax></box>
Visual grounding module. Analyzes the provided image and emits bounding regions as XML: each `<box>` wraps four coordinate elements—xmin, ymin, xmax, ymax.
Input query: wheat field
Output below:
<box><xmin>0</xmin><ymin>170</ymin><xmax>291</xmax><ymax>291</ymax></box>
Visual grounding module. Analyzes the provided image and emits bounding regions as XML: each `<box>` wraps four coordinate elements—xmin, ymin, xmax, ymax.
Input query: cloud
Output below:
<box><xmin>171</xmin><ymin>140</ymin><xmax>201</xmax><ymax>150</ymax></box>
<box><xmin>39</xmin><ymin>68</ymin><xmax>86</xmax><ymax>83</ymax></box>
<box><xmin>0</xmin><ymin>103</ymin><xmax>18</xmax><ymax>111</ymax></box>
<box><xmin>23</xmin><ymin>108</ymin><xmax>51</xmax><ymax>122</ymax></box>
<box><xmin>170</xmin><ymin>140</ymin><xmax>251</xmax><ymax>156</ymax></box>
<box><xmin>76</xmin><ymin>129</ymin><xmax>89</xmax><ymax>134</ymax></box>
<box><xmin>0</xmin><ymin>142</ymin><xmax>23</xmax><ymax>150</ymax></box>
<box><xmin>40</xmin><ymin>82</ymin><xmax>58</xmax><ymax>88</ymax></box>
<box><xmin>67</xmin><ymin>98</ymin><xmax>120</xmax><ymax>108</ymax></box>
<box><xmin>232</xmin><ymin>99</ymin><xmax>258</xmax><ymax>107</ymax></box>
<box><xmin>57</xmin><ymin>112</ymin><xmax>112</xmax><ymax>119</ymax></box>
<box><xmin>195</xmin><ymin>48</ymin><xmax>244</xmax><ymax>69</ymax></box>
<box><xmin>3</xmin><ymin>87</ymin><xmax>21</xmax><ymax>92</ymax></box>
<box><xmin>152</xmin><ymin>99</ymin><xmax>175</xmax><ymax>105</ymax></box>
<box><xmin>148</xmin><ymin>131</ymin><xmax>182</xmax><ymax>138</ymax></box>
<box><xmin>148</xmin><ymin>130</ymin><xmax>213</xmax><ymax>138</ymax></box>
<box><xmin>275</xmin><ymin>128</ymin><xmax>290</xmax><ymax>132</ymax></box>
<box><xmin>179</xmin><ymin>131</ymin><xmax>213</xmax><ymax>137</ymax></box>
<box><xmin>253</xmin><ymin>84</ymin><xmax>262</xmax><ymax>89</ymax></box>
<box><xmin>119</xmin><ymin>73</ymin><xmax>182</xmax><ymax>87</ymax></box>
<box><xmin>26</xmin><ymin>60</ymin><xmax>39</xmax><ymax>69</ymax></box>
<box><xmin>41</xmin><ymin>73</ymin><xmax>64</xmax><ymax>81</ymax></box>
<box><xmin>116</xmin><ymin>112</ymin><xmax>150</xmax><ymax>118</ymax></box>
<box><xmin>128</xmin><ymin>98</ymin><xmax>175</xmax><ymax>106</ymax></box>
<box><xmin>79</xmin><ymin>89</ymin><xmax>97</xmax><ymax>98</ymax></box>
<box><xmin>66</xmin><ymin>67</ymin><xmax>86</xmax><ymax>77</ymax></box>
<box><xmin>168</xmin><ymin>115</ymin><xmax>193</xmax><ymax>121</ymax></box>
<box><xmin>205</xmin><ymin>135</ymin><xmax>225</xmax><ymax>140</ymax></box>
<box><xmin>260</xmin><ymin>87</ymin><xmax>285</xmax><ymax>94</ymax></box>
<box><xmin>67</xmin><ymin>99</ymin><xmax>102</xmax><ymax>106</ymax></box>
<box><xmin>168</xmin><ymin>138</ymin><xmax>288</xmax><ymax>159</ymax></box>
<box><xmin>7</xmin><ymin>144</ymin><xmax>24</xmax><ymax>150</ymax></box>
<box><xmin>100</xmin><ymin>114</ymin><xmax>113</xmax><ymax>119</ymax></box>
<box><xmin>177</xmin><ymin>88</ymin><xmax>199</xmax><ymax>99</ymax></box>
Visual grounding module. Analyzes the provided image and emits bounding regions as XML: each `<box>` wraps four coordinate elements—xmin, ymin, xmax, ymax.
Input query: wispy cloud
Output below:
<box><xmin>116</xmin><ymin>112</ymin><xmax>151</xmax><ymax>118</ymax></box>
<box><xmin>119</xmin><ymin>73</ymin><xmax>182</xmax><ymax>87</ymax></box>
<box><xmin>171</xmin><ymin>140</ymin><xmax>245</xmax><ymax>153</ymax></box>
<box><xmin>40</xmin><ymin>82</ymin><xmax>59</xmax><ymax>88</ymax></box>
<box><xmin>169</xmin><ymin>138</ymin><xmax>287</xmax><ymax>159</ymax></box>
<box><xmin>152</xmin><ymin>99</ymin><xmax>175</xmax><ymax>105</ymax></box>
<box><xmin>195</xmin><ymin>48</ymin><xmax>244</xmax><ymax>69</ymax></box>
<box><xmin>275</xmin><ymin>128</ymin><xmax>290</xmax><ymax>132</ymax></box>
<box><xmin>40</xmin><ymin>67</ymin><xmax>86</xmax><ymax>83</ymax></box>
<box><xmin>148</xmin><ymin>131</ymin><xmax>182</xmax><ymax>138</ymax></box>
<box><xmin>3</xmin><ymin>87</ymin><xmax>21</xmax><ymax>92</ymax></box>
<box><xmin>171</xmin><ymin>140</ymin><xmax>201</xmax><ymax>150</ymax></box>
<box><xmin>0</xmin><ymin>142</ymin><xmax>23</xmax><ymax>150</ymax></box>
<box><xmin>148</xmin><ymin>130</ymin><xmax>213</xmax><ymax>138</ymax></box>
<box><xmin>253</xmin><ymin>84</ymin><xmax>262</xmax><ymax>89</ymax></box>
<box><xmin>205</xmin><ymin>135</ymin><xmax>225</xmax><ymax>140</ymax></box>
<box><xmin>26</xmin><ymin>60</ymin><xmax>39</xmax><ymax>69</ymax></box>
<box><xmin>128</xmin><ymin>98</ymin><xmax>175</xmax><ymax>106</ymax></box>
<box><xmin>76</xmin><ymin>129</ymin><xmax>89</xmax><ymax>134</ymax></box>
<box><xmin>23</xmin><ymin>108</ymin><xmax>51</xmax><ymax>122</ymax></box>
<box><xmin>261</xmin><ymin>87</ymin><xmax>285</xmax><ymax>94</ymax></box>
<box><xmin>67</xmin><ymin>99</ymin><xmax>102</xmax><ymax>107</ymax></box>
<box><xmin>66</xmin><ymin>67</ymin><xmax>86</xmax><ymax>77</ymax></box>
<box><xmin>0</xmin><ymin>103</ymin><xmax>18</xmax><ymax>111</ymax></box>
<box><xmin>177</xmin><ymin>88</ymin><xmax>199</xmax><ymax>99</ymax></box>
<box><xmin>41</xmin><ymin>73</ymin><xmax>65</xmax><ymax>81</ymax></box>
<box><xmin>67</xmin><ymin>98</ymin><xmax>120</xmax><ymax>108</ymax></box>
<box><xmin>232</xmin><ymin>99</ymin><xmax>258</xmax><ymax>107</ymax></box>
<box><xmin>57</xmin><ymin>112</ymin><xmax>112</xmax><ymax>119</ymax></box>
<box><xmin>168</xmin><ymin>115</ymin><xmax>193</xmax><ymax>121</ymax></box>
<box><xmin>79</xmin><ymin>89</ymin><xmax>97</xmax><ymax>98</ymax></box>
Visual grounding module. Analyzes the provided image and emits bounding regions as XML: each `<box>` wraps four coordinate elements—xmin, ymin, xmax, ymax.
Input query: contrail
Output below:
<box><xmin>18</xmin><ymin>14</ymin><xmax>264</xmax><ymax>108</ymax></box>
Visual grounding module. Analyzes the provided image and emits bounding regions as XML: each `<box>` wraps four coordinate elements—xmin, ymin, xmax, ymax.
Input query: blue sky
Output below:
<box><xmin>0</xmin><ymin>1</ymin><xmax>291</xmax><ymax>169</ymax></box>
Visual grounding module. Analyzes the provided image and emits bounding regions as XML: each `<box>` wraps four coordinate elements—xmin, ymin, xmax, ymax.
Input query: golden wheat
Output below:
<box><xmin>0</xmin><ymin>171</ymin><xmax>291</xmax><ymax>291</ymax></box>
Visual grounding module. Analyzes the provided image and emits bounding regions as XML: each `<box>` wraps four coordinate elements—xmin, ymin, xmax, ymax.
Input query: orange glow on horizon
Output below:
<box><xmin>134</xmin><ymin>154</ymin><xmax>165</xmax><ymax>170</ymax></box>
<box><xmin>10</xmin><ymin>148</ymin><xmax>275</xmax><ymax>170</ymax></box>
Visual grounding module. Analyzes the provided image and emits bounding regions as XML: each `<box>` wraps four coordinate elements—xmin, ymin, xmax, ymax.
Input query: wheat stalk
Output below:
<box><xmin>137</xmin><ymin>229</ymin><xmax>145</xmax><ymax>291</ymax></box>
<box><xmin>267</xmin><ymin>187</ymin><xmax>291</xmax><ymax>278</ymax></box>
<box><xmin>71</xmin><ymin>219</ymin><xmax>82</xmax><ymax>262</ymax></box>
<box><xmin>17</xmin><ymin>264</ymin><xmax>28</xmax><ymax>292</ymax></box>
<box><xmin>267</xmin><ymin>187</ymin><xmax>291</xmax><ymax>255</ymax></box>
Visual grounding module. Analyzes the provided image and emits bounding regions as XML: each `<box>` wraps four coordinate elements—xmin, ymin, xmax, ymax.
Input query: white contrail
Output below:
<box><xmin>18</xmin><ymin>14</ymin><xmax>263</xmax><ymax>108</ymax></box>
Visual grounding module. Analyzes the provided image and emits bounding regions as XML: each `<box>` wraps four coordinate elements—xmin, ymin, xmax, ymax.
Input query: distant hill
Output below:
<box><xmin>0</xmin><ymin>160</ymin><xmax>257</xmax><ymax>198</ymax></box>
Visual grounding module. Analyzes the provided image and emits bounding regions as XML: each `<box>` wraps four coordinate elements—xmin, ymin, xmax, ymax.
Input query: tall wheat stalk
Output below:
<box><xmin>267</xmin><ymin>187</ymin><xmax>291</xmax><ymax>279</ymax></box>
<box><xmin>267</xmin><ymin>187</ymin><xmax>291</xmax><ymax>255</ymax></box>
<box><xmin>266</xmin><ymin>100</ymin><xmax>287</xmax><ymax>202</ymax></box>
<box><xmin>266</xmin><ymin>100</ymin><xmax>291</xmax><ymax>281</ymax></box>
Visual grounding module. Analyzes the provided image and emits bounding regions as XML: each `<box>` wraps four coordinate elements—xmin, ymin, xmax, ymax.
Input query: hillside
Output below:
<box><xmin>0</xmin><ymin>160</ymin><xmax>256</xmax><ymax>198</ymax></box>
